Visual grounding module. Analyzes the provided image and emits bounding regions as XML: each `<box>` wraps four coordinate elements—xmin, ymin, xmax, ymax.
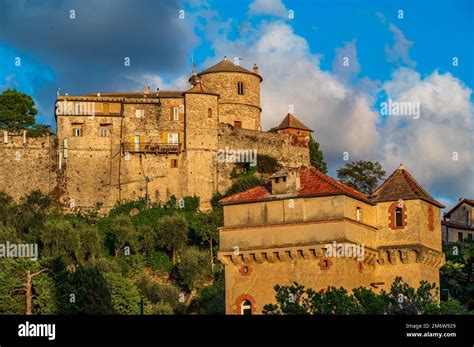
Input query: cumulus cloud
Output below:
<box><xmin>248</xmin><ymin>0</ymin><xmax>288</xmax><ymax>18</ymax></box>
<box><xmin>380</xmin><ymin>67</ymin><xmax>473</xmax><ymax>198</ymax></box>
<box><xmin>377</xmin><ymin>13</ymin><xmax>416</xmax><ymax>68</ymax></box>
<box><xmin>197</xmin><ymin>18</ymin><xmax>380</xmax><ymax>166</ymax></box>
<box><xmin>332</xmin><ymin>39</ymin><xmax>361</xmax><ymax>82</ymax></box>
<box><xmin>193</xmin><ymin>2</ymin><xmax>473</xmax><ymax>204</ymax></box>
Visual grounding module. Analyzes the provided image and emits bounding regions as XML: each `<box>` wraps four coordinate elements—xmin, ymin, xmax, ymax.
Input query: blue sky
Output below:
<box><xmin>0</xmin><ymin>0</ymin><xmax>473</xmax><ymax>208</ymax></box>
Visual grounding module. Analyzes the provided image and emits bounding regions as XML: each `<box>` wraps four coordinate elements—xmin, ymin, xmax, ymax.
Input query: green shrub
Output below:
<box><xmin>225</xmin><ymin>175</ymin><xmax>263</xmax><ymax>196</ymax></box>
<box><xmin>256</xmin><ymin>154</ymin><xmax>280</xmax><ymax>174</ymax></box>
<box><xmin>146</xmin><ymin>251</ymin><xmax>173</xmax><ymax>272</ymax></box>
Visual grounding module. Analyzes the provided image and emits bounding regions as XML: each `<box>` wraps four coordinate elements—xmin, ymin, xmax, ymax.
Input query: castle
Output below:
<box><xmin>1</xmin><ymin>57</ymin><xmax>446</xmax><ymax>315</ymax></box>
<box><xmin>218</xmin><ymin>165</ymin><xmax>445</xmax><ymax>314</ymax></box>
<box><xmin>0</xmin><ymin>57</ymin><xmax>310</xmax><ymax>210</ymax></box>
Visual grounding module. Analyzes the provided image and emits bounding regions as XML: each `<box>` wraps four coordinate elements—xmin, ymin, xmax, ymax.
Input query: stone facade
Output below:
<box><xmin>0</xmin><ymin>131</ymin><xmax>59</xmax><ymax>201</ymax></box>
<box><xmin>0</xmin><ymin>58</ymin><xmax>310</xmax><ymax>211</ymax></box>
<box><xmin>442</xmin><ymin>198</ymin><xmax>474</xmax><ymax>243</ymax></box>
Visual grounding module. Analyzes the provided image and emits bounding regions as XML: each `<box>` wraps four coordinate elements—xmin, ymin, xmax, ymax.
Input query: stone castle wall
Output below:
<box><xmin>0</xmin><ymin>131</ymin><xmax>59</xmax><ymax>201</ymax></box>
<box><xmin>217</xmin><ymin>124</ymin><xmax>310</xmax><ymax>193</ymax></box>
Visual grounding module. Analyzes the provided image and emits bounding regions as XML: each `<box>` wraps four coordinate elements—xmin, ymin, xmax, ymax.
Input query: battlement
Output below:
<box><xmin>0</xmin><ymin>130</ymin><xmax>56</xmax><ymax>147</ymax></box>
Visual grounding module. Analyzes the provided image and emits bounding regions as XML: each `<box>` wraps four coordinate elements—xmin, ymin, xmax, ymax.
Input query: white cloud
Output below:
<box><xmin>384</xmin><ymin>23</ymin><xmax>416</xmax><ymax>68</ymax></box>
<box><xmin>204</xmin><ymin>20</ymin><xmax>380</xmax><ymax>162</ymax></box>
<box><xmin>380</xmin><ymin>67</ymin><xmax>474</xmax><ymax>197</ymax></box>
<box><xmin>332</xmin><ymin>39</ymin><xmax>361</xmax><ymax>81</ymax></box>
<box><xmin>123</xmin><ymin>73</ymin><xmax>189</xmax><ymax>92</ymax></box>
<box><xmin>191</xmin><ymin>3</ymin><xmax>473</xmax><ymax>202</ymax></box>
<box><xmin>248</xmin><ymin>0</ymin><xmax>288</xmax><ymax>18</ymax></box>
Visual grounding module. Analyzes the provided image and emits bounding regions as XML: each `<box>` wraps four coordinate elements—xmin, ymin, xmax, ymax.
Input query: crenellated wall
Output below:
<box><xmin>0</xmin><ymin>131</ymin><xmax>59</xmax><ymax>201</ymax></box>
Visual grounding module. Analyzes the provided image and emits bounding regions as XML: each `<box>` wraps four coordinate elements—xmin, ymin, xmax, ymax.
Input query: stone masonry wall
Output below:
<box><xmin>217</xmin><ymin>124</ymin><xmax>310</xmax><ymax>193</ymax></box>
<box><xmin>0</xmin><ymin>131</ymin><xmax>58</xmax><ymax>201</ymax></box>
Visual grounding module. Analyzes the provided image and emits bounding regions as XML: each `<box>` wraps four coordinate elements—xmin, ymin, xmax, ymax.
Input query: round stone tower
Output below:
<box><xmin>190</xmin><ymin>56</ymin><xmax>262</xmax><ymax>131</ymax></box>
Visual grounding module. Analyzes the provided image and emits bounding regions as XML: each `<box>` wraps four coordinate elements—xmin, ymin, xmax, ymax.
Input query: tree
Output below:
<box><xmin>190</xmin><ymin>212</ymin><xmax>221</xmax><ymax>269</ymax></box>
<box><xmin>138</xmin><ymin>225</ymin><xmax>156</xmax><ymax>256</ymax></box>
<box><xmin>78</xmin><ymin>224</ymin><xmax>101</xmax><ymax>262</ymax></box>
<box><xmin>109</xmin><ymin>215</ymin><xmax>138</xmax><ymax>256</ymax></box>
<box><xmin>262</xmin><ymin>277</ymin><xmax>463</xmax><ymax>315</ymax></box>
<box><xmin>177</xmin><ymin>247</ymin><xmax>212</xmax><ymax>290</ymax></box>
<box><xmin>41</xmin><ymin>219</ymin><xmax>80</xmax><ymax>263</ymax></box>
<box><xmin>103</xmin><ymin>272</ymin><xmax>141</xmax><ymax>314</ymax></box>
<box><xmin>0</xmin><ymin>89</ymin><xmax>38</xmax><ymax>130</ymax></box>
<box><xmin>58</xmin><ymin>265</ymin><xmax>114</xmax><ymax>314</ymax></box>
<box><xmin>309</xmin><ymin>135</ymin><xmax>328</xmax><ymax>174</ymax></box>
<box><xmin>155</xmin><ymin>215</ymin><xmax>188</xmax><ymax>264</ymax></box>
<box><xmin>337</xmin><ymin>160</ymin><xmax>386</xmax><ymax>195</ymax></box>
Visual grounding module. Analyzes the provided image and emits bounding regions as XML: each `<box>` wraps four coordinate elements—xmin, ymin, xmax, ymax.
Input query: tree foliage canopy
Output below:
<box><xmin>337</xmin><ymin>160</ymin><xmax>386</xmax><ymax>195</ymax></box>
<box><xmin>0</xmin><ymin>89</ymin><xmax>38</xmax><ymax>130</ymax></box>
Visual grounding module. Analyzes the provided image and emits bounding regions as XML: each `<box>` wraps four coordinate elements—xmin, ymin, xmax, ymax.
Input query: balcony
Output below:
<box><xmin>123</xmin><ymin>142</ymin><xmax>181</xmax><ymax>154</ymax></box>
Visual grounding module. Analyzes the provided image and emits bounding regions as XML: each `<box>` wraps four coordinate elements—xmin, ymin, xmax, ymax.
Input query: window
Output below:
<box><xmin>208</xmin><ymin>108</ymin><xmax>212</xmax><ymax>118</ymax></box>
<box><xmin>99</xmin><ymin>128</ymin><xmax>109</xmax><ymax>137</ymax></box>
<box><xmin>458</xmin><ymin>232</ymin><xmax>463</xmax><ymax>242</ymax></box>
<box><xmin>356</xmin><ymin>207</ymin><xmax>362</xmax><ymax>221</ymax></box>
<box><xmin>135</xmin><ymin>109</ymin><xmax>144</xmax><ymax>118</ymax></box>
<box><xmin>238</xmin><ymin>82</ymin><xmax>244</xmax><ymax>95</ymax></box>
<box><xmin>170</xmin><ymin>159</ymin><xmax>178</xmax><ymax>168</ymax></box>
<box><xmin>73</xmin><ymin>127</ymin><xmax>82</xmax><ymax>137</ymax></box>
<box><xmin>389</xmin><ymin>201</ymin><xmax>407</xmax><ymax>229</ymax></box>
<box><xmin>468</xmin><ymin>233</ymin><xmax>473</xmax><ymax>241</ymax></box>
<box><xmin>241</xmin><ymin>300</ymin><xmax>252</xmax><ymax>315</ymax></box>
<box><xmin>134</xmin><ymin>135</ymin><xmax>141</xmax><ymax>152</ymax></box>
<box><xmin>173</xmin><ymin>107</ymin><xmax>179</xmax><ymax>121</ymax></box>
<box><xmin>168</xmin><ymin>132</ymin><xmax>179</xmax><ymax>144</ymax></box>
<box><xmin>234</xmin><ymin>121</ymin><xmax>242</xmax><ymax>128</ymax></box>
<box><xmin>395</xmin><ymin>207</ymin><xmax>403</xmax><ymax>227</ymax></box>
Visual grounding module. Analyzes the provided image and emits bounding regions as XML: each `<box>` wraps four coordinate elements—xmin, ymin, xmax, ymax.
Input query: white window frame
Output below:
<box><xmin>173</xmin><ymin>107</ymin><xmax>179</xmax><ymax>121</ymax></box>
<box><xmin>168</xmin><ymin>132</ymin><xmax>179</xmax><ymax>144</ymax></box>
<box><xmin>356</xmin><ymin>207</ymin><xmax>361</xmax><ymax>221</ymax></box>
<box><xmin>99</xmin><ymin>128</ymin><xmax>109</xmax><ymax>137</ymax></box>
<box><xmin>135</xmin><ymin>109</ymin><xmax>144</xmax><ymax>118</ymax></box>
<box><xmin>134</xmin><ymin>135</ymin><xmax>141</xmax><ymax>152</ymax></box>
<box><xmin>73</xmin><ymin>128</ymin><xmax>82</xmax><ymax>137</ymax></box>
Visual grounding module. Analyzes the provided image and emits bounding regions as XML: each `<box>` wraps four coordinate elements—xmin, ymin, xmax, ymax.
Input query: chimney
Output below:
<box><xmin>144</xmin><ymin>86</ymin><xmax>150</xmax><ymax>94</ymax></box>
<box><xmin>270</xmin><ymin>169</ymin><xmax>300</xmax><ymax>195</ymax></box>
<box><xmin>253</xmin><ymin>64</ymin><xmax>259</xmax><ymax>74</ymax></box>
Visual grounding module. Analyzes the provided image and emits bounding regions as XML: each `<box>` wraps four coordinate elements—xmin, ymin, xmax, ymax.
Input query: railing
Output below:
<box><xmin>123</xmin><ymin>142</ymin><xmax>181</xmax><ymax>154</ymax></box>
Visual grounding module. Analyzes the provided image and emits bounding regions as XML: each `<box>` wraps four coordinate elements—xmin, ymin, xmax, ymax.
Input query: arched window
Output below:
<box><xmin>389</xmin><ymin>201</ymin><xmax>407</xmax><ymax>229</ymax></box>
<box><xmin>395</xmin><ymin>207</ymin><xmax>403</xmax><ymax>227</ymax></box>
<box><xmin>241</xmin><ymin>300</ymin><xmax>252</xmax><ymax>315</ymax></box>
<box><xmin>208</xmin><ymin>108</ymin><xmax>212</xmax><ymax>118</ymax></box>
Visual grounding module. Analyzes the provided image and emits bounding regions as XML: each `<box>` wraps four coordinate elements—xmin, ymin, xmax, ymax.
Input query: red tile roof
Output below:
<box><xmin>370</xmin><ymin>164</ymin><xmax>445</xmax><ymax>208</ymax></box>
<box><xmin>276</xmin><ymin>113</ymin><xmax>312</xmax><ymax>132</ymax></box>
<box><xmin>219</xmin><ymin>167</ymin><xmax>372</xmax><ymax>206</ymax></box>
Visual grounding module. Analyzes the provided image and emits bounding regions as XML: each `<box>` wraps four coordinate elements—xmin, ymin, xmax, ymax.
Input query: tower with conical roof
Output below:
<box><xmin>190</xmin><ymin>56</ymin><xmax>262</xmax><ymax>131</ymax></box>
<box><xmin>370</xmin><ymin>164</ymin><xmax>445</xmax><ymax>291</ymax></box>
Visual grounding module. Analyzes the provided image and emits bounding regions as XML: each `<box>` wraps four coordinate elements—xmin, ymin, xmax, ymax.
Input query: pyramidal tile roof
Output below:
<box><xmin>219</xmin><ymin>167</ymin><xmax>372</xmax><ymax>205</ymax></box>
<box><xmin>276</xmin><ymin>113</ymin><xmax>312</xmax><ymax>132</ymax></box>
<box><xmin>370</xmin><ymin>164</ymin><xmax>445</xmax><ymax>208</ymax></box>
<box><xmin>193</xmin><ymin>57</ymin><xmax>262</xmax><ymax>81</ymax></box>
